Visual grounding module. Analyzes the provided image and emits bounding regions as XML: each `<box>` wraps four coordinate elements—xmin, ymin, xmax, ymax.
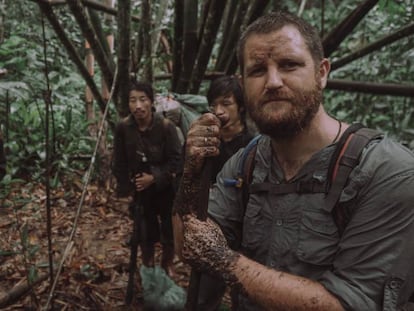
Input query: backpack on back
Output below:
<box><xmin>223</xmin><ymin>124</ymin><xmax>414</xmax><ymax>307</ymax></box>
<box><xmin>223</xmin><ymin>123</ymin><xmax>382</xmax><ymax>236</ymax></box>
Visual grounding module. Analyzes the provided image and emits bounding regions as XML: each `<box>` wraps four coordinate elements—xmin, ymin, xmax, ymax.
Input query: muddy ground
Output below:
<box><xmin>0</xmin><ymin>180</ymin><xmax>222</xmax><ymax>310</ymax></box>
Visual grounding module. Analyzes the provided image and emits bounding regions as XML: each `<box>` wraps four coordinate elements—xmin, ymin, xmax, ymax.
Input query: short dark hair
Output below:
<box><xmin>129</xmin><ymin>80</ymin><xmax>154</xmax><ymax>103</ymax></box>
<box><xmin>207</xmin><ymin>75</ymin><xmax>246</xmax><ymax>124</ymax></box>
<box><xmin>237</xmin><ymin>11</ymin><xmax>324</xmax><ymax>74</ymax></box>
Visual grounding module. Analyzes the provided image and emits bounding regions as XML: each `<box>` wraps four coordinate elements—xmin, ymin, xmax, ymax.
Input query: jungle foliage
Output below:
<box><xmin>0</xmin><ymin>0</ymin><xmax>413</xmax><ymax>188</ymax></box>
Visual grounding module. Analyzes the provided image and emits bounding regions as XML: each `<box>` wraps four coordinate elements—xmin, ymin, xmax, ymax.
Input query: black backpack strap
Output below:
<box><xmin>249</xmin><ymin>181</ymin><xmax>326</xmax><ymax>195</ymax></box>
<box><xmin>325</xmin><ymin>127</ymin><xmax>382</xmax><ymax>235</ymax></box>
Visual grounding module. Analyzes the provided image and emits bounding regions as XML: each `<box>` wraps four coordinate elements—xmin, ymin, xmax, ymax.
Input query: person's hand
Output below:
<box><xmin>134</xmin><ymin>172</ymin><xmax>154</xmax><ymax>192</ymax></box>
<box><xmin>184</xmin><ymin>113</ymin><xmax>221</xmax><ymax>177</ymax></box>
<box><xmin>174</xmin><ymin>214</ymin><xmax>240</xmax><ymax>281</ymax></box>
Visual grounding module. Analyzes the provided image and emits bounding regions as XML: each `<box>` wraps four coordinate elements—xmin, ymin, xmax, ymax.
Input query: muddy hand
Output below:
<box><xmin>184</xmin><ymin>113</ymin><xmax>221</xmax><ymax>176</ymax></box>
<box><xmin>172</xmin><ymin>113</ymin><xmax>221</xmax><ymax>256</ymax></box>
<box><xmin>180</xmin><ymin>215</ymin><xmax>240</xmax><ymax>283</ymax></box>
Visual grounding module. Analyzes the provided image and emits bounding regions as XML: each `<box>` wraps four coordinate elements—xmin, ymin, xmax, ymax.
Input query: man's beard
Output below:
<box><xmin>247</xmin><ymin>83</ymin><xmax>323</xmax><ymax>140</ymax></box>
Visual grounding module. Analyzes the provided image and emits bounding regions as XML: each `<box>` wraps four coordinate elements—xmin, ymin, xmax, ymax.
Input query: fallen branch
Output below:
<box><xmin>0</xmin><ymin>272</ymin><xmax>49</xmax><ymax>308</ymax></box>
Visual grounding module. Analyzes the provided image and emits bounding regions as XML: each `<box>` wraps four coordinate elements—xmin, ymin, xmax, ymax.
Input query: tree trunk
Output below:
<box><xmin>66</xmin><ymin>0</ymin><xmax>114</xmax><ymax>90</ymax></box>
<box><xmin>117</xmin><ymin>0</ymin><xmax>131</xmax><ymax>116</ymax></box>
<box><xmin>175</xmin><ymin>0</ymin><xmax>199</xmax><ymax>93</ymax></box>
<box><xmin>142</xmin><ymin>0</ymin><xmax>153</xmax><ymax>82</ymax></box>
<box><xmin>151</xmin><ymin>0</ymin><xmax>171</xmax><ymax>57</ymax></box>
<box><xmin>189</xmin><ymin>0</ymin><xmax>227</xmax><ymax>94</ymax></box>
<box><xmin>172</xmin><ymin>0</ymin><xmax>184</xmax><ymax>91</ymax></box>
<box><xmin>214</xmin><ymin>0</ymin><xmax>249</xmax><ymax>73</ymax></box>
<box><xmin>85</xmin><ymin>40</ymin><xmax>96</xmax><ymax>137</ymax></box>
<box><xmin>35</xmin><ymin>0</ymin><xmax>115</xmax><ymax>131</ymax></box>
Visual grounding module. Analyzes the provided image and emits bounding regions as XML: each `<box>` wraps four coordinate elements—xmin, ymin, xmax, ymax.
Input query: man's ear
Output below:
<box><xmin>319</xmin><ymin>58</ymin><xmax>331</xmax><ymax>89</ymax></box>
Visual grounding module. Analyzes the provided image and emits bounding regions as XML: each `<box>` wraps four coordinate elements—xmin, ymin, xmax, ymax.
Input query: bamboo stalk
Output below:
<box><xmin>331</xmin><ymin>22</ymin><xmax>414</xmax><ymax>71</ymax></box>
<box><xmin>67</xmin><ymin>0</ymin><xmax>114</xmax><ymax>91</ymax></box>
<box><xmin>189</xmin><ymin>0</ymin><xmax>227</xmax><ymax>94</ymax></box>
<box><xmin>322</xmin><ymin>0</ymin><xmax>379</xmax><ymax>57</ymax></box>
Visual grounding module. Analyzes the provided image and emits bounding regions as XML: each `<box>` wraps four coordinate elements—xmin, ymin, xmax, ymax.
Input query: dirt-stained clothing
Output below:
<box><xmin>208</xmin><ymin>135</ymin><xmax>414</xmax><ymax>311</ymax></box>
<box><xmin>112</xmin><ymin>113</ymin><xmax>182</xmax><ymax>247</ymax></box>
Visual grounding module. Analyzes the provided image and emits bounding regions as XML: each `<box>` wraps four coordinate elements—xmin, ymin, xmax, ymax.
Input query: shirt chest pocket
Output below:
<box><xmin>296</xmin><ymin>208</ymin><xmax>339</xmax><ymax>265</ymax></box>
<box><xmin>241</xmin><ymin>196</ymin><xmax>272</xmax><ymax>255</ymax></box>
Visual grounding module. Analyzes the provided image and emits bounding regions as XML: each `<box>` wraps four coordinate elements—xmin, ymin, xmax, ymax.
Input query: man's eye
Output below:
<box><xmin>280</xmin><ymin>61</ymin><xmax>299</xmax><ymax>70</ymax></box>
<box><xmin>247</xmin><ymin>67</ymin><xmax>266</xmax><ymax>76</ymax></box>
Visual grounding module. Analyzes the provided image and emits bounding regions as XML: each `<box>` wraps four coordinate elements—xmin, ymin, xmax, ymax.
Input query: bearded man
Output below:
<box><xmin>173</xmin><ymin>11</ymin><xmax>414</xmax><ymax>311</ymax></box>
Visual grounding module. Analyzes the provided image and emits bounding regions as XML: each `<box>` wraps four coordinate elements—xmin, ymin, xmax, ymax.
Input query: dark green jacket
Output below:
<box><xmin>112</xmin><ymin>113</ymin><xmax>182</xmax><ymax>197</ymax></box>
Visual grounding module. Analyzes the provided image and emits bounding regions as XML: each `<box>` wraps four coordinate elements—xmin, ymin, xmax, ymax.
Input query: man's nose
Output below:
<box><xmin>133</xmin><ymin>100</ymin><xmax>144</xmax><ymax>109</ymax></box>
<box><xmin>265</xmin><ymin>67</ymin><xmax>283</xmax><ymax>90</ymax></box>
<box><xmin>213</xmin><ymin>104</ymin><xmax>224</xmax><ymax>115</ymax></box>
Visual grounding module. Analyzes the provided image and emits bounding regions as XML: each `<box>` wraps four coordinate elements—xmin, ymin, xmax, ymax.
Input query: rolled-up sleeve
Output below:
<box><xmin>319</xmin><ymin>139</ymin><xmax>414</xmax><ymax>310</ymax></box>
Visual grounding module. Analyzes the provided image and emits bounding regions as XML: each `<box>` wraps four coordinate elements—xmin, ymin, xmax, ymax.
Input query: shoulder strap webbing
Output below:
<box><xmin>326</xmin><ymin>127</ymin><xmax>382</xmax><ymax>235</ymax></box>
<box><xmin>223</xmin><ymin>135</ymin><xmax>261</xmax><ymax>188</ymax></box>
<box><xmin>249</xmin><ymin>180</ymin><xmax>326</xmax><ymax>194</ymax></box>
<box><xmin>223</xmin><ymin>135</ymin><xmax>261</xmax><ymax>211</ymax></box>
<box><xmin>225</xmin><ymin>126</ymin><xmax>381</xmax><ymax>236</ymax></box>
<box><xmin>325</xmin><ymin>126</ymin><xmax>381</xmax><ymax>212</ymax></box>
<box><xmin>247</xmin><ymin>124</ymin><xmax>367</xmax><ymax>197</ymax></box>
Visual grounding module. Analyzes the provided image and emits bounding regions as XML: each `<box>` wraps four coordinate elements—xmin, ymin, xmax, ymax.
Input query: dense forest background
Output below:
<box><xmin>1</xmin><ymin>0</ymin><xmax>413</xmax><ymax>185</ymax></box>
<box><xmin>0</xmin><ymin>0</ymin><xmax>413</xmax><ymax>309</ymax></box>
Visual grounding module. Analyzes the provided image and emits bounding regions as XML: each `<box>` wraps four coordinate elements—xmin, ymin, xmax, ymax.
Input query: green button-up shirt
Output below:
<box><xmin>208</xmin><ymin>135</ymin><xmax>414</xmax><ymax>311</ymax></box>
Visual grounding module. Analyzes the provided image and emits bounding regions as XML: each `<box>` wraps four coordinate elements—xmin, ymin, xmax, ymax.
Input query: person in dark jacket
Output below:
<box><xmin>112</xmin><ymin>80</ymin><xmax>181</xmax><ymax>276</ymax></box>
<box><xmin>207</xmin><ymin>75</ymin><xmax>255</xmax><ymax>185</ymax></box>
<box><xmin>197</xmin><ymin>75</ymin><xmax>255</xmax><ymax>310</ymax></box>
<box><xmin>0</xmin><ymin>130</ymin><xmax>6</xmax><ymax>181</ymax></box>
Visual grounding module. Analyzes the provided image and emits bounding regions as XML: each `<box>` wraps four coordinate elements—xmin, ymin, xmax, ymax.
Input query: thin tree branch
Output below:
<box><xmin>322</xmin><ymin>0</ymin><xmax>379</xmax><ymax>57</ymax></box>
<box><xmin>46</xmin><ymin>0</ymin><xmax>141</xmax><ymax>22</ymax></box>
<box><xmin>297</xmin><ymin>0</ymin><xmax>307</xmax><ymax>17</ymax></box>
<box><xmin>331</xmin><ymin>22</ymin><xmax>414</xmax><ymax>71</ymax></box>
<box><xmin>155</xmin><ymin>71</ymin><xmax>225</xmax><ymax>81</ymax></box>
<box><xmin>327</xmin><ymin>79</ymin><xmax>414</xmax><ymax>97</ymax></box>
<box><xmin>0</xmin><ymin>273</ymin><xmax>50</xmax><ymax>308</ymax></box>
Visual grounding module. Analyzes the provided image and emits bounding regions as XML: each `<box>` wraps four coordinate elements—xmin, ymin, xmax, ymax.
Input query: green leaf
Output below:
<box><xmin>28</xmin><ymin>266</ymin><xmax>38</xmax><ymax>283</ymax></box>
